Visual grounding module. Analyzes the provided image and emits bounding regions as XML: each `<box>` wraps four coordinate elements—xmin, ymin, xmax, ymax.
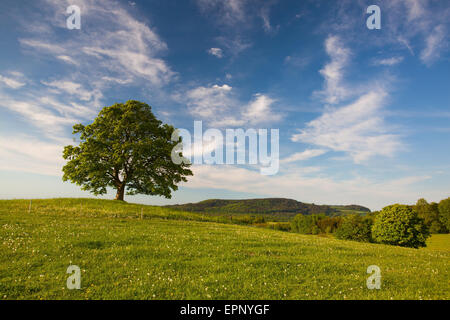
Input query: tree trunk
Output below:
<box><xmin>115</xmin><ymin>184</ymin><xmax>125</xmax><ymax>201</ymax></box>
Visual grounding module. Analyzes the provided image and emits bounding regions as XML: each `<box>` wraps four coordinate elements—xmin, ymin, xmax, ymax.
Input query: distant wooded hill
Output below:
<box><xmin>165</xmin><ymin>198</ymin><xmax>370</xmax><ymax>218</ymax></box>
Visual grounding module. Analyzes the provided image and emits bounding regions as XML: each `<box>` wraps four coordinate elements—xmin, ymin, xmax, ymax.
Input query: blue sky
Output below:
<box><xmin>0</xmin><ymin>0</ymin><xmax>449</xmax><ymax>210</ymax></box>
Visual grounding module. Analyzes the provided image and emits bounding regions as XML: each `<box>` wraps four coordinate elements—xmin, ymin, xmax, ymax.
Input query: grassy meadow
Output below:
<box><xmin>0</xmin><ymin>199</ymin><xmax>449</xmax><ymax>300</ymax></box>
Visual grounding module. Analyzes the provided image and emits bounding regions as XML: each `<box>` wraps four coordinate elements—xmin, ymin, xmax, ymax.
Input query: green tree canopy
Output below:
<box><xmin>335</xmin><ymin>214</ymin><xmax>373</xmax><ymax>242</ymax></box>
<box><xmin>62</xmin><ymin>100</ymin><xmax>193</xmax><ymax>201</ymax></box>
<box><xmin>290</xmin><ymin>214</ymin><xmax>325</xmax><ymax>234</ymax></box>
<box><xmin>415</xmin><ymin>198</ymin><xmax>446</xmax><ymax>233</ymax></box>
<box><xmin>372</xmin><ymin>204</ymin><xmax>430</xmax><ymax>248</ymax></box>
<box><xmin>438</xmin><ymin>197</ymin><xmax>450</xmax><ymax>232</ymax></box>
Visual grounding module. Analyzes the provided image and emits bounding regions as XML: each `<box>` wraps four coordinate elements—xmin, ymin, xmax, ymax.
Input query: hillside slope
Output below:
<box><xmin>1</xmin><ymin>199</ymin><xmax>447</xmax><ymax>300</ymax></box>
<box><xmin>166</xmin><ymin>198</ymin><xmax>370</xmax><ymax>217</ymax></box>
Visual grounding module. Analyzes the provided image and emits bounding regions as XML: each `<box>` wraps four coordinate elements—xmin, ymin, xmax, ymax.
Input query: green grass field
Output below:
<box><xmin>0</xmin><ymin>199</ymin><xmax>449</xmax><ymax>300</ymax></box>
<box><xmin>424</xmin><ymin>234</ymin><xmax>450</xmax><ymax>251</ymax></box>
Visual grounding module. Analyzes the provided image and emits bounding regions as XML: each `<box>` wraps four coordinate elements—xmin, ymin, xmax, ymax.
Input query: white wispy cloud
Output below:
<box><xmin>38</xmin><ymin>96</ymin><xmax>97</xmax><ymax>119</ymax></box>
<box><xmin>245</xmin><ymin>94</ymin><xmax>281</xmax><ymax>125</ymax></box>
<box><xmin>198</xmin><ymin>0</ymin><xmax>279</xmax><ymax>56</ymax></box>
<box><xmin>322</xmin><ymin>1</ymin><xmax>450</xmax><ymax>66</ymax></box>
<box><xmin>183</xmin><ymin>84</ymin><xmax>234</xmax><ymax>119</ymax></box>
<box><xmin>19</xmin><ymin>38</ymin><xmax>65</xmax><ymax>55</ymax></box>
<box><xmin>179</xmin><ymin>84</ymin><xmax>281</xmax><ymax>127</ymax></box>
<box><xmin>0</xmin><ymin>74</ymin><xmax>26</xmax><ymax>89</ymax></box>
<box><xmin>208</xmin><ymin>47</ymin><xmax>224</xmax><ymax>58</ymax></box>
<box><xmin>197</xmin><ymin>0</ymin><xmax>279</xmax><ymax>35</ymax></box>
<box><xmin>372</xmin><ymin>56</ymin><xmax>404</xmax><ymax>66</ymax></box>
<box><xmin>298</xmin><ymin>35</ymin><xmax>403</xmax><ymax>163</ymax></box>
<box><xmin>56</xmin><ymin>55</ymin><xmax>79</xmax><ymax>65</ymax></box>
<box><xmin>420</xmin><ymin>25</ymin><xmax>447</xmax><ymax>65</ymax></box>
<box><xmin>292</xmin><ymin>90</ymin><xmax>402</xmax><ymax>163</ymax></box>
<box><xmin>196</xmin><ymin>0</ymin><xmax>247</xmax><ymax>26</ymax></box>
<box><xmin>41</xmin><ymin>80</ymin><xmax>101</xmax><ymax>102</ymax></box>
<box><xmin>216</xmin><ymin>36</ymin><xmax>252</xmax><ymax>57</ymax></box>
<box><xmin>404</xmin><ymin>0</ymin><xmax>427</xmax><ymax>22</ymax></box>
<box><xmin>0</xmin><ymin>93</ymin><xmax>76</xmax><ymax>137</ymax></box>
<box><xmin>259</xmin><ymin>2</ymin><xmax>279</xmax><ymax>34</ymax></box>
<box><xmin>390</xmin><ymin>0</ymin><xmax>449</xmax><ymax>64</ymax></box>
<box><xmin>20</xmin><ymin>0</ymin><xmax>175</xmax><ymax>87</ymax></box>
<box><xmin>315</xmin><ymin>35</ymin><xmax>351</xmax><ymax>104</ymax></box>
<box><xmin>0</xmin><ymin>135</ymin><xmax>66</xmax><ymax>176</ymax></box>
<box><xmin>101</xmin><ymin>77</ymin><xmax>133</xmax><ymax>85</ymax></box>
<box><xmin>281</xmin><ymin>149</ymin><xmax>327</xmax><ymax>164</ymax></box>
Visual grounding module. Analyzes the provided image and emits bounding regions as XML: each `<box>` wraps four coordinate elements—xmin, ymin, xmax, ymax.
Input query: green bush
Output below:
<box><xmin>415</xmin><ymin>199</ymin><xmax>446</xmax><ymax>233</ymax></box>
<box><xmin>232</xmin><ymin>215</ymin><xmax>266</xmax><ymax>225</ymax></box>
<box><xmin>438</xmin><ymin>198</ymin><xmax>450</xmax><ymax>232</ymax></box>
<box><xmin>311</xmin><ymin>225</ymin><xmax>320</xmax><ymax>235</ymax></box>
<box><xmin>430</xmin><ymin>220</ymin><xmax>446</xmax><ymax>234</ymax></box>
<box><xmin>290</xmin><ymin>214</ymin><xmax>324</xmax><ymax>234</ymax></box>
<box><xmin>317</xmin><ymin>216</ymin><xmax>342</xmax><ymax>233</ymax></box>
<box><xmin>372</xmin><ymin>204</ymin><xmax>430</xmax><ymax>248</ymax></box>
<box><xmin>334</xmin><ymin>214</ymin><xmax>373</xmax><ymax>242</ymax></box>
<box><xmin>272</xmin><ymin>222</ymin><xmax>291</xmax><ymax>231</ymax></box>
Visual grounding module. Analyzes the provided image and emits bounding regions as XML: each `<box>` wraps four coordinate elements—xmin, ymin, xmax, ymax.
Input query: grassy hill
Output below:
<box><xmin>166</xmin><ymin>198</ymin><xmax>370</xmax><ymax>219</ymax></box>
<box><xmin>0</xmin><ymin>198</ymin><xmax>448</xmax><ymax>300</ymax></box>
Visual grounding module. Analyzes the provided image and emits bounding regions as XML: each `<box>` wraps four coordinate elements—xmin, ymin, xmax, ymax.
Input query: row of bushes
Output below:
<box><xmin>333</xmin><ymin>205</ymin><xmax>432</xmax><ymax>248</ymax></box>
<box><xmin>291</xmin><ymin>197</ymin><xmax>450</xmax><ymax>248</ymax></box>
<box><xmin>290</xmin><ymin>213</ymin><xmax>356</xmax><ymax>234</ymax></box>
<box><xmin>225</xmin><ymin>214</ymin><xmax>266</xmax><ymax>225</ymax></box>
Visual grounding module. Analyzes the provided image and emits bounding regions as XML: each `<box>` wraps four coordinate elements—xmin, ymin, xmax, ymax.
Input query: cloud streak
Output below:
<box><xmin>208</xmin><ymin>48</ymin><xmax>224</xmax><ymax>58</ymax></box>
<box><xmin>294</xmin><ymin>36</ymin><xmax>402</xmax><ymax>163</ymax></box>
<box><xmin>179</xmin><ymin>84</ymin><xmax>282</xmax><ymax>127</ymax></box>
<box><xmin>0</xmin><ymin>73</ymin><xmax>26</xmax><ymax>89</ymax></box>
<box><xmin>293</xmin><ymin>90</ymin><xmax>402</xmax><ymax>163</ymax></box>
<box><xmin>21</xmin><ymin>0</ymin><xmax>175</xmax><ymax>86</ymax></box>
<box><xmin>420</xmin><ymin>25</ymin><xmax>447</xmax><ymax>65</ymax></box>
<box><xmin>372</xmin><ymin>56</ymin><xmax>404</xmax><ymax>66</ymax></box>
<box><xmin>315</xmin><ymin>36</ymin><xmax>351</xmax><ymax>104</ymax></box>
<box><xmin>0</xmin><ymin>135</ymin><xmax>66</xmax><ymax>176</ymax></box>
<box><xmin>281</xmin><ymin>149</ymin><xmax>327</xmax><ymax>164</ymax></box>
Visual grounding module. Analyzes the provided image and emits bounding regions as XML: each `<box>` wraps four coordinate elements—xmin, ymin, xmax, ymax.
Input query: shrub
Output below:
<box><xmin>429</xmin><ymin>220</ymin><xmax>446</xmax><ymax>234</ymax></box>
<box><xmin>317</xmin><ymin>216</ymin><xmax>342</xmax><ymax>234</ymax></box>
<box><xmin>438</xmin><ymin>198</ymin><xmax>450</xmax><ymax>232</ymax></box>
<box><xmin>233</xmin><ymin>215</ymin><xmax>266</xmax><ymax>225</ymax></box>
<box><xmin>268</xmin><ymin>222</ymin><xmax>291</xmax><ymax>232</ymax></box>
<box><xmin>372</xmin><ymin>204</ymin><xmax>430</xmax><ymax>248</ymax></box>
<box><xmin>311</xmin><ymin>225</ymin><xmax>320</xmax><ymax>235</ymax></box>
<box><xmin>415</xmin><ymin>199</ymin><xmax>446</xmax><ymax>233</ymax></box>
<box><xmin>334</xmin><ymin>214</ymin><xmax>373</xmax><ymax>242</ymax></box>
<box><xmin>290</xmin><ymin>214</ymin><xmax>324</xmax><ymax>234</ymax></box>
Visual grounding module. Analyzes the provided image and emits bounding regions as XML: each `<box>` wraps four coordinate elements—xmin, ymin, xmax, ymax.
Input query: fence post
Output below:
<box><xmin>28</xmin><ymin>200</ymin><xmax>32</xmax><ymax>213</ymax></box>
<box><xmin>141</xmin><ymin>207</ymin><xmax>143</xmax><ymax>220</ymax></box>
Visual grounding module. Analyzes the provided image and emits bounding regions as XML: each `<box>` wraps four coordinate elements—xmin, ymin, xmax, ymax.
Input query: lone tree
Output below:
<box><xmin>62</xmin><ymin>100</ymin><xmax>193</xmax><ymax>201</ymax></box>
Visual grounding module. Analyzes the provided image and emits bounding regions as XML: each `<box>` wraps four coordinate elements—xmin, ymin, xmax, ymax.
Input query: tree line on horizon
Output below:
<box><xmin>290</xmin><ymin>197</ymin><xmax>450</xmax><ymax>248</ymax></box>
